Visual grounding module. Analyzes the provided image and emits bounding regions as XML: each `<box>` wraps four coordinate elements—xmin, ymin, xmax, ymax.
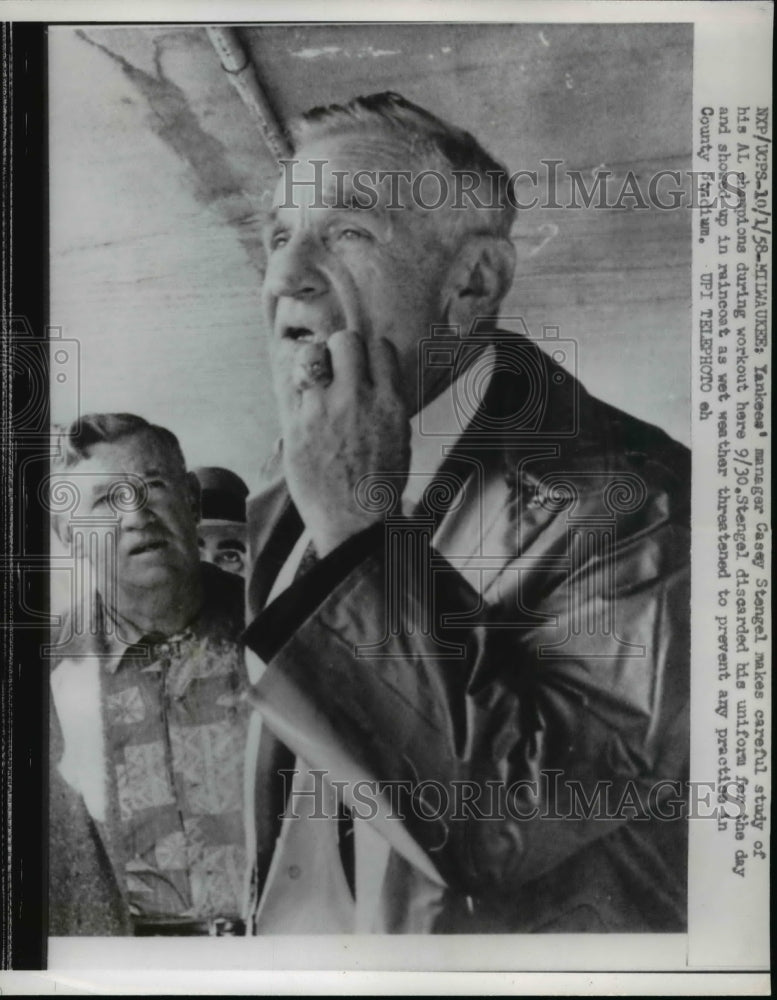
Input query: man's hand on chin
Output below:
<box><xmin>277</xmin><ymin>328</ymin><xmax>411</xmax><ymax>558</ymax></box>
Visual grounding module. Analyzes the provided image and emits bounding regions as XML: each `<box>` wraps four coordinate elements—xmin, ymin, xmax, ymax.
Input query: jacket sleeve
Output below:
<box><xmin>243</xmin><ymin>487</ymin><xmax>690</xmax><ymax>897</ymax></box>
<box><xmin>49</xmin><ymin>702</ymin><xmax>131</xmax><ymax>936</ymax></box>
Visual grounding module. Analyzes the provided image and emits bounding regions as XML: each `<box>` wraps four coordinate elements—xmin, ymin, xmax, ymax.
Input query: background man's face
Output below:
<box><xmin>262</xmin><ymin>130</ymin><xmax>454</xmax><ymax>413</ymax></box>
<box><xmin>64</xmin><ymin>431</ymin><xmax>201</xmax><ymax>596</ymax></box>
<box><xmin>197</xmin><ymin>521</ymin><xmax>247</xmax><ymax>577</ymax></box>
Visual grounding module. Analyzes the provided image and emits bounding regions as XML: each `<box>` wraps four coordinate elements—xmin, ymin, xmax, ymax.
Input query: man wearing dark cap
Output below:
<box><xmin>194</xmin><ymin>467</ymin><xmax>250</xmax><ymax>578</ymax></box>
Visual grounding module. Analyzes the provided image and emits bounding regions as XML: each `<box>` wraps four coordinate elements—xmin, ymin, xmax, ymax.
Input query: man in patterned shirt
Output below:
<box><xmin>48</xmin><ymin>413</ymin><xmax>250</xmax><ymax>936</ymax></box>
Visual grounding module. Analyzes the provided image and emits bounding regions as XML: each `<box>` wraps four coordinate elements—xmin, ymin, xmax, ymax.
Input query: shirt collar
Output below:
<box><xmin>404</xmin><ymin>345</ymin><xmax>496</xmax><ymax>513</ymax></box>
<box><xmin>69</xmin><ymin>573</ymin><xmax>206</xmax><ymax>675</ymax></box>
<box><xmin>101</xmin><ymin>601</ymin><xmax>196</xmax><ymax>675</ymax></box>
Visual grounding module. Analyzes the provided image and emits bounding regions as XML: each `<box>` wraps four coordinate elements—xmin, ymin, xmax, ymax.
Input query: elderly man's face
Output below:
<box><xmin>61</xmin><ymin>431</ymin><xmax>201</xmax><ymax>597</ymax></box>
<box><xmin>262</xmin><ymin>130</ymin><xmax>455</xmax><ymax>413</ymax></box>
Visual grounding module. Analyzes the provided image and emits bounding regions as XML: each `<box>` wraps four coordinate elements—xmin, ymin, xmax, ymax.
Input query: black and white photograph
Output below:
<box><xmin>0</xmin><ymin>2</ymin><xmax>771</xmax><ymax>994</ymax></box>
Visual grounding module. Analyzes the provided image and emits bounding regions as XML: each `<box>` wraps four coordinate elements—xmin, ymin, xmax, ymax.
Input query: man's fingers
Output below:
<box><xmin>328</xmin><ymin>328</ymin><xmax>371</xmax><ymax>393</ymax></box>
<box><xmin>279</xmin><ymin>387</ymin><xmax>325</xmax><ymax>450</ymax></box>
<box><xmin>320</xmin><ymin>262</ymin><xmax>369</xmax><ymax>339</ymax></box>
<box><xmin>273</xmin><ymin>345</ymin><xmax>329</xmax><ymax>419</ymax></box>
<box><xmin>292</xmin><ymin>341</ymin><xmax>334</xmax><ymax>392</ymax></box>
<box><xmin>326</xmin><ymin>332</ymin><xmax>405</xmax><ymax>406</ymax></box>
<box><xmin>371</xmin><ymin>336</ymin><xmax>405</xmax><ymax>400</ymax></box>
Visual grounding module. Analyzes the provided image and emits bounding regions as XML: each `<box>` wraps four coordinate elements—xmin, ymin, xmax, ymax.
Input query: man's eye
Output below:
<box><xmin>147</xmin><ymin>479</ymin><xmax>166</xmax><ymax>490</ymax></box>
<box><xmin>216</xmin><ymin>550</ymin><xmax>244</xmax><ymax>570</ymax></box>
<box><xmin>270</xmin><ymin>231</ymin><xmax>290</xmax><ymax>250</ymax></box>
<box><xmin>93</xmin><ymin>495</ymin><xmax>108</xmax><ymax>509</ymax></box>
<box><xmin>336</xmin><ymin>227</ymin><xmax>367</xmax><ymax>242</ymax></box>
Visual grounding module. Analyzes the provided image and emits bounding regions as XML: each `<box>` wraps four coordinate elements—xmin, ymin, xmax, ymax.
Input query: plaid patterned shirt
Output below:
<box><xmin>51</xmin><ymin>562</ymin><xmax>249</xmax><ymax>926</ymax></box>
<box><xmin>104</xmin><ymin>628</ymin><xmax>249</xmax><ymax>920</ymax></box>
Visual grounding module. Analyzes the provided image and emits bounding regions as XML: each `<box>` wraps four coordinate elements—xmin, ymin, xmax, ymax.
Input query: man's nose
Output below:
<box><xmin>120</xmin><ymin>497</ymin><xmax>157</xmax><ymax>531</ymax></box>
<box><xmin>265</xmin><ymin>233</ymin><xmax>328</xmax><ymax>300</ymax></box>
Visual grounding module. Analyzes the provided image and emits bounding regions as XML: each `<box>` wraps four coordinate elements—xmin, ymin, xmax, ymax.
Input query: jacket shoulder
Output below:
<box><xmin>495</xmin><ymin>336</ymin><xmax>690</xmax><ymax>522</ymax></box>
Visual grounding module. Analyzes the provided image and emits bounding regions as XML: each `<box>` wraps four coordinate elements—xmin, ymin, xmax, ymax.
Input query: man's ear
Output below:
<box><xmin>439</xmin><ymin>235</ymin><xmax>516</xmax><ymax>331</ymax></box>
<box><xmin>53</xmin><ymin>514</ymin><xmax>72</xmax><ymax>550</ymax></box>
<box><xmin>186</xmin><ymin>471</ymin><xmax>202</xmax><ymax>523</ymax></box>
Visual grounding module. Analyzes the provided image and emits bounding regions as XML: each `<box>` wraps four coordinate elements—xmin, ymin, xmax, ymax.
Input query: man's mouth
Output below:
<box><xmin>279</xmin><ymin>311</ymin><xmax>344</xmax><ymax>342</ymax></box>
<box><xmin>128</xmin><ymin>539</ymin><xmax>169</xmax><ymax>556</ymax></box>
<box><xmin>282</xmin><ymin>325</ymin><xmax>317</xmax><ymax>342</ymax></box>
